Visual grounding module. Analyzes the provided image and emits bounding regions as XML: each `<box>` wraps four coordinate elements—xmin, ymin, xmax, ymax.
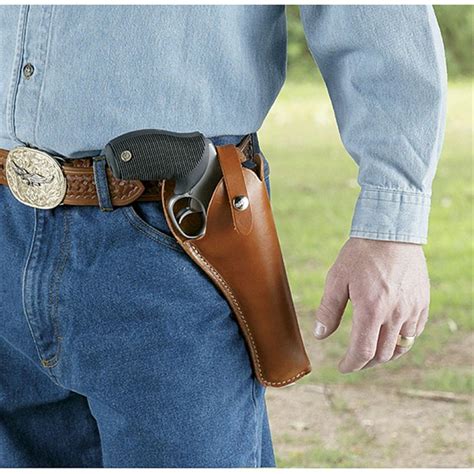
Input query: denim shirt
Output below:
<box><xmin>0</xmin><ymin>5</ymin><xmax>447</xmax><ymax>244</ymax></box>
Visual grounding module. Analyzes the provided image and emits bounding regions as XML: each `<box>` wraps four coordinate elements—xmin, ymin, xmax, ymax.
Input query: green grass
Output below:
<box><xmin>276</xmin><ymin>445</ymin><xmax>356</xmax><ymax>468</ymax></box>
<box><xmin>275</xmin><ymin>419</ymin><xmax>386</xmax><ymax>468</ymax></box>
<box><xmin>422</xmin><ymin>367</ymin><xmax>474</xmax><ymax>394</ymax></box>
<box><xmin>274</xmin><ymin>431</ymin><xmax>363</xmax><ymax>468</ymax></box>
<box><xmin>259</xmin><ymin>79</ymin><xmax>473</xmax><ymax>391</ymax></box>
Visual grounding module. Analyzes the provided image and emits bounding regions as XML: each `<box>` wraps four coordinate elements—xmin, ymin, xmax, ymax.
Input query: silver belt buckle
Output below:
<box><xmin>5</xmin><ymin>147</ymin><xmax>67</xmax><ymax>209</ymax></box>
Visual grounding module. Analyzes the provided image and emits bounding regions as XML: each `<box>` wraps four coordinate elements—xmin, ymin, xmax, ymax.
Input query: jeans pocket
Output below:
<box><xmin>120</xmin><ymin>201</ymin><xmax>184</xmax><ymax>253</ymax></box>
<box><xmin>120</xmin><ymin>149</ymin><xmax>270</xmax><ymax>253</ymax></box>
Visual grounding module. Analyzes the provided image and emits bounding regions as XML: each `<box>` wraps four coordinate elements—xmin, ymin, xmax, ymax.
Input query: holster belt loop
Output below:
<box><xmin>92</xmin><ymin>156</ymin><xmax>113</xmax><ymax>212</ymax></box>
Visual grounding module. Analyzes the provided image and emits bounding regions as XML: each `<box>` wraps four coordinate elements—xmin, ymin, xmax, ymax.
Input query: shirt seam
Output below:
<box><xmin>357</xmin><ymin>196</ymin><xmax>431</xmax><ymax>207</ymax></box>
<box><xmin>6</xmin><ymin>5</ymin><xmax>29</xmax><ymax>144</ymax></box>
<box><xmin>360</xmin><ymin>185</ymin><xmax>432</xmax><ymax>198</ymax></box>
<box><xmin>34</xmin><ymin>5</ymin><xmax>55</xmax><ymax>147</ymax></box>
<box><xmin>351</xmin><ymin>229</ymin><xmax>425</xmax><ymax>239</ymax></box>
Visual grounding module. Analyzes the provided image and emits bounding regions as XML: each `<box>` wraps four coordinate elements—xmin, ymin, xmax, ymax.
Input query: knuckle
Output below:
<box><xmin>320</xmin><ymin>293</ymin><xmax>340</xmax><ymax>310</ymax></box>
<box><xmin>358</xmin><ymin>299</ymin><xmax>385</xmax><ymax>319</ymax></box>
<box><xmin>364</xmin><ymin>308</ymin><xmax>382</xmax><ymax>321</ymax></box>
<box><xmin>353</xmin><ymin>314</ymin><xmax>380</xmax><ymax>334</ymax></box>
<box><xmin>404</xmin><ymin>323</ymin><xmax>418</xmax><ymax>336</ymax></box>
<box><xmin>318</xmin><ymin>300</ymin><xmax>339</xmax><ymax>320</ymax></box>
<box><xmin>355</xmin><ymin>347</ymin><xmax>376</xmax><ymax>362</ymax></box>
<box><xmin>325</xmin><ymin>267</ymin><xmax>339</xmax><ymax>288</ymax></box>
<box><xmin>327</xmin><ymin>263</ymin><xmax>343</xmax><ymax>281</ymax></box>
<box><xmin>391</xmin><ymin>310</ymin><xmax>405</xmax><ymax>325</ymax></box>
<box><xmin>354</xmin><ymin>308</ymin><xmax>380</xmax><ymax>326</ymax></box>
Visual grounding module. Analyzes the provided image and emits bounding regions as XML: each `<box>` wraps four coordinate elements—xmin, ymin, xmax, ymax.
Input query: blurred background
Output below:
<box><xmin>259</xmin><ymin>6</ymin><xmax>473</xmax><ymax>468</ymax></box>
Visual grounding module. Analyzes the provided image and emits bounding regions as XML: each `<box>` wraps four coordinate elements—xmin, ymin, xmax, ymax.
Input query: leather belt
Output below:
<box><xmin>0</xmin><ymin>134</ymin><xmax>254</xmax><ymax>208</ymax></box>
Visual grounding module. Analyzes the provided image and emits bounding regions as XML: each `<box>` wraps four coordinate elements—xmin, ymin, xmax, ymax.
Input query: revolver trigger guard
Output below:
<box><xmin>167</xmin><ymin>193</ymin><xmax>207</xmax><ymax>240</ymax></box>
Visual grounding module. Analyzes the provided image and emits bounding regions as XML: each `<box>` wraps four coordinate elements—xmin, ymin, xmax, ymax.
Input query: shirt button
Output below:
<box><xmin>23</xmin><ymin>63</ymin><xmax>35</xmax><ymax>79</ymax></box>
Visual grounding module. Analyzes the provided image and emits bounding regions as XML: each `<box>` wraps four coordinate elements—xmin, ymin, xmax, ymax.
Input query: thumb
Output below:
<box><xmin>314</xmin><ymin>266</ymin><xmax>349</xmax><ymax>339</ymax></box>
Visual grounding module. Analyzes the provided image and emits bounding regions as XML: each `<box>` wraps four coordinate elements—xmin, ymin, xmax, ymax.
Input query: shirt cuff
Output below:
<box><xmin>349</xmin><ymin>186</ymin><xmax>432</xmax><ymax>245</ymax></box>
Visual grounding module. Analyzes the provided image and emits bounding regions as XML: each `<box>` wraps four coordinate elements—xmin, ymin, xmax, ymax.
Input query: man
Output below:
<box><xmin>0</xmin><ymin>5</ymin><xmax>446</xmax><ymax>468</ymax></box>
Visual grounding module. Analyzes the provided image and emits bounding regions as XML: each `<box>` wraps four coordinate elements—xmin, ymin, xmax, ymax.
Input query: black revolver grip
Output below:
<box><xmin>103</xmin><ymin>129</ymin><xmax>207</xmax><ymax>182</ymax></box>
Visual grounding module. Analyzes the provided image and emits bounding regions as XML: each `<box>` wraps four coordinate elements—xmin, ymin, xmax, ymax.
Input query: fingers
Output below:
<box><xmin>373</xmin><ymin>322</ymin><xmax>405</xmax><ymax>364</ymax></box>
<box><xmin>338</xmin><ymin>311</ymin><xmax>382</xmax><ymax>373</ymax></box>
<box><xmin>389</xmin><ymin>316</ymin><xmax>416</xmax><ymax>361</ymax></box>
<box><xmin>326</xmin><ymin>238</ymin><xmax>431</xmax><ymax>373</ymax></box>
<box><xmin>416</xmin><ymin>306</ymin><xmax>430</xmax><ymax>336</ymax></box>
<box><xmin>346</xmin><ymin>306</ymin><xmax>421</xmax><ymax>372</ymax></box>
<box><xmin>314</xmin><ymin>265</ymin><xmax>349</xmax><ymax>340</ymax></box>
<box><xmin>390</xmin><ymin>307</ymin><xmax>428</xmax><ymax>362</ymax></box>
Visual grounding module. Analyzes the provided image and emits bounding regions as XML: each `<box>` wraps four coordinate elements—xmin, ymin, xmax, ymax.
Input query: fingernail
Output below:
<box><xmin>313</xmin><ymin>321</ymin><xmax>327</xmax><ymax>338</ymax></box>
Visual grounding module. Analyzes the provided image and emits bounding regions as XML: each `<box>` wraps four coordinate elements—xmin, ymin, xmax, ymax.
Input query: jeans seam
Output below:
<box><xmin>251</xmin><ymin>377</ymin><xmax>259</xmax><ymax>467</ymax></box>
<box><xmin>21</xmin><ymin>208</ymin><xmax>45</xmax><ymax>365</ymax></box>
<box><xmin>43</xmin><ymin>209</ymin><xmax>71</xmax><ymax>368</ymax></box>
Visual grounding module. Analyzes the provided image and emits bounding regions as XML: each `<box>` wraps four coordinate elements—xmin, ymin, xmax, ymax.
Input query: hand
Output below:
<box><xmin>313</xmin><ymin>237</ymin><xmax>430</xmax><ymax>373</ymax></box>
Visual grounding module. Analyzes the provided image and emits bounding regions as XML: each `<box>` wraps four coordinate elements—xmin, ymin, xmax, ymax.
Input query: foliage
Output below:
<box><xmin>286</xmin><ymin>5</ymin><xmax>473</xmax><ymax>79</ymax></box>
<box><xmin>434</xmin><ymin>5</ymin><xmax>474</xmax><ymax>77</ymax></box>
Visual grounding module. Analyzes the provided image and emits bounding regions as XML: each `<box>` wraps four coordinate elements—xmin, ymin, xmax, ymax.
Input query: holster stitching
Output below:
<box><xmin>188</xmin><ymin>244</ymin><xmax>308</xmax><ymax>387</ymax></box>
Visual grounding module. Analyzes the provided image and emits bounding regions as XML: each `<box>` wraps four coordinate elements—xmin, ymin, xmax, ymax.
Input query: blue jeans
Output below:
<box><xmin>0</xmin><ymin>134</ymin><xmax>276</xmax><ymax>467</ymax></box>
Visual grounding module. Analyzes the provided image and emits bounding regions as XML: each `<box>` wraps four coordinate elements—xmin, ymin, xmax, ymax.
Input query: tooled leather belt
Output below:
<box><xmin>0</xmin><ymin>135</ymin><xmax>253</xmax><ymax>208</ymax></box>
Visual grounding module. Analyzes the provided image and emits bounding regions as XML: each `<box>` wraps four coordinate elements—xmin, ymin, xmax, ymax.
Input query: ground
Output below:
<box><xmin>258</xmin><ymin>79</ymin><xmax>473</xmax><ymax>467</ymax></box>
<box><xmin>267</xmin><ymin>331</ymin><xmax>473</xmax><ymax>467</ymax></box>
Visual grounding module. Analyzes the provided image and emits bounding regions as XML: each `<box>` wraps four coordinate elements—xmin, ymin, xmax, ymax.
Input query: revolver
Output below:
<box><xmin>103</xmin><ymin>129</ymin><xmax>221</xmax><ymax>239</ymax></box>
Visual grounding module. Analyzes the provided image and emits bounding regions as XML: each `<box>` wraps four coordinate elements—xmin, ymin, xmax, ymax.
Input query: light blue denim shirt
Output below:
<box><xmin>0</xmin><ymin>5</ymin><xmax>447</xmax><ymax>244</ymax></box>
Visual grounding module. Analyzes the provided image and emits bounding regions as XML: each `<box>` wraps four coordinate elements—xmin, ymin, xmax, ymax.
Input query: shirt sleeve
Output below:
<box><xmin>298</xmin><ymin>5</ymin><xmax>447</xmax><ymax>244</ymax></box>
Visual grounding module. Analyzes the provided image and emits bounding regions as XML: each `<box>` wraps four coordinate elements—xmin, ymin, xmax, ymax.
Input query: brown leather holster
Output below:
<box><xmin>162</xmin><ymin>144</ymin><xmax>312</xmax><ymax>387</ymax></box>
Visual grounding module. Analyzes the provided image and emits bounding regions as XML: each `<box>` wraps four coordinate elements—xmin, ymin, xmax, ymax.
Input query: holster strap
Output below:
<box><xmin>217</xmin><ymin>145</ymin><xmax>253</xmax><ymax>235</ymax></box>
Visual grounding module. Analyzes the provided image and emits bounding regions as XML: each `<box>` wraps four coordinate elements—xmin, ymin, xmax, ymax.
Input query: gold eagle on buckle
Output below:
<box><xmin>5</xmin><ymin>147</ymin><xmax>67</xmax><ymax>209</ymax></box>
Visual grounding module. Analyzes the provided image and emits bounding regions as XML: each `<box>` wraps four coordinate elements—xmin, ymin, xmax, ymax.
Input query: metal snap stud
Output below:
<box><xmin>120</xmin><ymin>150</ymin><xmax>132</xmax><ymax>162</ymax></box>
<box><xmin>232</xmin><ymin>195</ymin><xmax>249</xmax><ymax>211</ymax></box>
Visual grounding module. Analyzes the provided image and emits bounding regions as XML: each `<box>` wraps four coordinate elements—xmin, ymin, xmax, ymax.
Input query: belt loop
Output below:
<box><xmin>92</xmin><ymin>156</ymin><xmax>113</xmax><ymax>212</ymax></box>
<box><xmin>250</xmin><ymin>132</ymin><xmax>260</xmax><ymax>155</ymax></box>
